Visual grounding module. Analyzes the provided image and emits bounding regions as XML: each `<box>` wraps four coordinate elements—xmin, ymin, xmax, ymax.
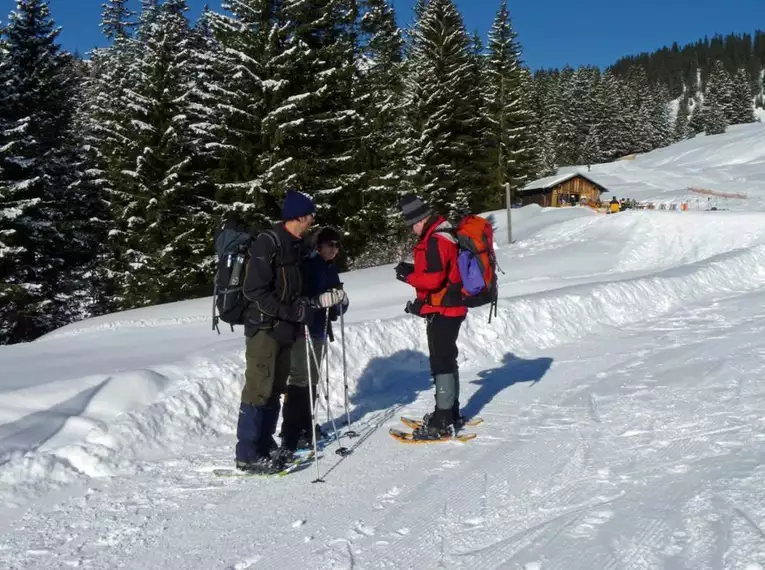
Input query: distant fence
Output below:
<box><xmin>688</xmin><ymin>187</ymin><xmax>748</xmax><ymax>200</ymax></box>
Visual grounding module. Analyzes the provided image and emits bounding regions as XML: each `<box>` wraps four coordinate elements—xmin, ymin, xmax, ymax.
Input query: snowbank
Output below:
<box><xmin>5</xmin><ymin>205</ymin><xmax>765</xmax><ymax>509</ymax></box>
<box><xmin>5</xmin><ymin>123</ymin><xmax>765</xmax><ymax>510</ymax></box>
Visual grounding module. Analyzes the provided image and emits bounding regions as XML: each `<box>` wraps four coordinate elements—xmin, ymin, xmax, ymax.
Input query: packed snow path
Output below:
<box><xmin>3</xmin><ymin>289</ymin><xmax>765</xmax><ymax>569</ymax></box>
<box><xmin>4</xmin><ymin>125</ymin><xmax>765</xmax><ymax>568</ymax></box>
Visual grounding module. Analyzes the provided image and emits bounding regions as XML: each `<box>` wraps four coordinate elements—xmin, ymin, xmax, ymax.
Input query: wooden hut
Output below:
<box><xmin>518</xmin><ymin>172</ymin><xmax>610</xmax><ymax>207</ymax></box>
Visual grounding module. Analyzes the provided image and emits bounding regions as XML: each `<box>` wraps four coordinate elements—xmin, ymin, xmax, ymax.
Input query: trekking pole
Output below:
<box><xmin>324</xmin><ymin>337</ymin><xmax>350</xmax><ymax>457</ymax></box>
<box><xmin>339</xmin><ymin>308</ymin><xmax>357</xmax><ymax>438</ymax></box>
<box><xmin>308</xmin><ymin>314</ymin><xmax>349</xmax><ymax>457</ymax></box>
<box><xmin>320</xmin><ymin>308</ymin><xmax>331</xmax><ymax>427</ymax></box>
<box><xmin>304</xmin><ymin>325</ymin><xmax>323</xmax><ymax>483</ymax></box>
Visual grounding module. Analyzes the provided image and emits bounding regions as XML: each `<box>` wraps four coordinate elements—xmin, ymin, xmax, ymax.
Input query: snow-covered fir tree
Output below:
<box><xmin>558</xmin><ymin>66</ymin><xmax>601</xmax><ymax>165</ymax></box>
<box><xmin>274</xmin><ymin>0</ymin><xmax>361</xmax><ymax>250</ymax></box>
<box><xmin>648</xmin><ymin>83</ymin><xmax>672</xmax><ymax>149</ymax></box>
<box><xmin>484</xmin><ymin>0</ymin><xmax>536</xmax><ymax>208</ymax></box>
<box><xmin>688</xmin><ymin>96</ymin><xmax>705</xmax><ymax>134</ymax></box>
<box><xmin>100</xmin><ymin>0</ymin><xmax>136</xmax><ymax>41</ymax></box>
<box><xmin>673</xmin><ymin>97</ymin><xmax>692</xmax><ymax>141</ymax></box>
<box><xmin>704</xmin><ymin>61</ymin><xmax>732</xmax><ymax>135</ymax></box>
<box><xmin>183</xmin><ymin>6</ymin><xmax>227</xmax><ymax>203</ymax></box>
<box><xmin>109</xmin><ymin>0</ymin><xmax>214</xmax><ymax>307</ymax></box>
<box><xmin>349</xmin><ymin>0</ymin><xmax>407</xmax><ymax>268</ymax></box>
<box><xmin>59</xmin><ymin>56</ymin><xmax>115</xmax><ymax>322</ymax></box>
<box><xmin>404</xmin><ymin>0</ymin><xmax>488</xmax><ymax>216</ymax></box>
<box><xmin>403</xmin><ymin>0</ymin><xmax>427</xmax><ymax>59</ymax></box>
<box><xmin>85</xmin><ymin>18</ymin><xmax>146</xmax><ymax>310</ymax></box>
<box><xmin>530</xmin><ymin>70</ymin><xmax>562</xmax><ymax>174</ymax></box>
<box><xmin>201</xmin><ymin>0</ymin><xmax>275</xmax><ymax>227</ymax></box>
<box><xmin>626</xmin><ymin>67</ymin><xmax>656</xmax><ymax>153</ymax></box>
<box><xmin>0</xmin><ymin>0</ymin><xmax>79</xmax><ymax>344</ymax></box>
<box><xmin>730</xmin><ymin>68</ymin><xmax>756</xmax><ymax>124</ymax></box>
<box><xmin>596</xmin><ymin>71</ymin><xmax>631</xmax><ymax>160</ymax></box>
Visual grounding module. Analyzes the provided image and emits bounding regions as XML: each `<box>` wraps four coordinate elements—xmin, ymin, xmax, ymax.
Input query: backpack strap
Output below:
<box><xmin>261</xmin><ymin>229</ymin><xmax>282</xmax><ymax>268</ymax></box>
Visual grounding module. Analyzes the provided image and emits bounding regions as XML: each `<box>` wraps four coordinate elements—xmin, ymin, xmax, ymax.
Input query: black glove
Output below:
<box><xmin>395</xmin><ymin>262</ymin><xmax>414</xmax><ymax>283</ymax></box>
<box><xmin>405</xmin><ymin>299</ymin><xmax>423</xmax><ymax>316</ymax></box>
<box><xmin>286</xmin><ymin>297</ymin><xmax>314</xmax><ymax>324</ymax></box>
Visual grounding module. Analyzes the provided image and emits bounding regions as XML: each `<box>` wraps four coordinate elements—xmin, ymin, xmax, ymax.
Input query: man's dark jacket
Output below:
<box><xmin>242</xmin><ymin>223</ymin><xmax>308</xmax><ymax>343</ymax></box>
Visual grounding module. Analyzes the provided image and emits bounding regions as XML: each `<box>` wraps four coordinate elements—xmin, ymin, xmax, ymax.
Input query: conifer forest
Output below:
<box><xmin>1</xmin><ymin>0</ymin><xmax>763</xmax><ymax>344</ymax></box>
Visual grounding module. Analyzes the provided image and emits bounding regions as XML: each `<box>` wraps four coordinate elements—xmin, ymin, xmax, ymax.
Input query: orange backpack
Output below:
<box><xmin>454</xmin><ymin>215</ymin><xmax>499</xmax><ymax>322</ymax></box>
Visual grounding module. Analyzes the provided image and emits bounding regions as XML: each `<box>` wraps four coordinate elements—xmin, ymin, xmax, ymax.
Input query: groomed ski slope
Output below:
<box><xmin>561</xmin><ymin>122</ymin><xmax>765</xmax><ymax>210</ymax></box>
<box><xmin>2</xmin><ymin>124</ymin><xmax>765</xmax><ymax>568</ymax></box>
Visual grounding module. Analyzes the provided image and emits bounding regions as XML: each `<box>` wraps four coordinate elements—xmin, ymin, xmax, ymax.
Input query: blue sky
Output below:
<box><xmin>1</xmin><ymin>0</ymin><xmax>764</xmax><ymax>69</ymax></box>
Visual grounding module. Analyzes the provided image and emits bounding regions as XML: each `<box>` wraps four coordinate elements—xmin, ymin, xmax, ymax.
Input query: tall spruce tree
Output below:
<box><xmin>183</xmin><ymin>6</ymin><xmax>227</xmax><ymax>203</ymax></box>
<box><xmin>79</xmin><ymin>2</ymin><xmax>145</xmax><ymax>311</ymax></box>
<box><xmin>0</xmin><ymin>0</ymin><xmax>79</xmax><ymax>343</ymax></box>
<box><xmin>350</xmin><ymin>0</ymin><xmax>407</xmax><ymax>267</ymax></box>
<box><xmin>649</xmin><ymin>83</ymin><xmax>672</xmax><ymax>149</ymax></box>
<box><xmin>111</xmin><ymin>0</ymin><xmax>213</xmax><ymax>306</ymax></box>
<box><xmin>558</xmin><ymin>67</ymin><xmax>600</xmax><ymax>164</ymax></box>
<box><xmin>100</xmin><ymin>0</ymin><xmax>136</xmax><ymax>41</ymax></box>
<box><xmin>626</xmin><ymin>67</ymin><xmax>657</xmax><ymax>153</ymax></box>
<box><xmin>530</xmin><ymin>70</ymin><xmax>562</xmax><ymax>174</ymax></box>
<box><xmin>673</xmin><ymin>97</ymin><xmax>692</xmax><ymax>141</ymax></box>
<box><xmin>274</xmin><ymin>0</ymin><xmax>361</xmax><ymax>254</ymax></box>
<box><xmin>730</xmin><ymin>68</ymin><xmax>756</xmax><ymax>124</ymax></box>
<box><xmin>597</xmin><ymin>71</ymin><xmax>631</xmax><ymax>160</ymax></box>
<box><xmin>205</xmin><ymin>0</ymin><xmax>273</xmax><ymax>225</ymax></box>
<box><xmin>688</xmin><ymin>96</ymin><xmax>705</xmax><ymax>134</ymax></box>
<box><xmin>404</xmin><ymin>0</ymin><xmax>488</xmax><ymax>216</ymax></box>
<box><xmin>704</xmin><ymin>61</ymin><xmax>732</xmax><ymax>135</ymax></box>
<box><xmin>484</xmin><ymin>0</ymin><xmax>535</xmax><ymax>208</ymax></box>
<box><xmin>60</xmin><ymin>55</ymin><xmax>115</xmax><ymax>322</ymax></box>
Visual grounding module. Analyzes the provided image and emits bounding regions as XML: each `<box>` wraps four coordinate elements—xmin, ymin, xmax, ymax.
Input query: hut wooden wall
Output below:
<box><xmin>519</xmin><ymin>175</ymin><xmax>605</xmax><ymax>207</ymax></box>
<box><xmin>552</xmin><ymin>177</ymin><xmax>602</xmax><ymax>206</ymax></box>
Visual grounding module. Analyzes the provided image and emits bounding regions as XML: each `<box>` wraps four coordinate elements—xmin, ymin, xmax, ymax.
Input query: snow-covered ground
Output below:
<box><xmin>3</xmin><ymin>127</ymin><xmax>765</xmax><ymax>568</ymax></box>
<box><xmin>564</xmin><ymin>122</ymin><xmax>765</xmax><ymax>211</ymax></box>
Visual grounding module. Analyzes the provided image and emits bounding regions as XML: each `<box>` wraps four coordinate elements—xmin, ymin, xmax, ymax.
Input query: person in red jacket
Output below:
<box><xmin>395</xmin><ymin>194</ymin><xmax>468</xmax><ymax>439</ymax></box>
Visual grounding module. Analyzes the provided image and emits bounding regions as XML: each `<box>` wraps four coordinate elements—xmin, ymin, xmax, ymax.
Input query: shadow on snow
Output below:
<box><xmin>460</xmin><ymin>352</ymin><xmax>553</xmax><ymax>419</ymax></box>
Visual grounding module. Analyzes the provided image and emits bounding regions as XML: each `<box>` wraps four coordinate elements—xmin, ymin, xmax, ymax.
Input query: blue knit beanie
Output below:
<box><xmin>282</xmin><ymin>189</ymin><xmax>316</xmax><ymax>221</ymax></box>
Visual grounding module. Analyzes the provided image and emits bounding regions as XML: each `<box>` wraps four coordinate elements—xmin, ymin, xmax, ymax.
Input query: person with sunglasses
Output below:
<box><xmin>279</xmin><ymin>226</ymin><xmax>349</xmax><ymax>455</ymax></box>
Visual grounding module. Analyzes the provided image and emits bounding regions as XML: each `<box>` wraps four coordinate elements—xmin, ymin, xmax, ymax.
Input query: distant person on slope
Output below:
<box><xmin>609</xmin><ymin>196</ymin><xmax>620</xmax><ymax>214</ymax></box>
<box><xmin>235</xmin><ymin>189</ymin><xmax>325</xmax><ymax>474</ymax></box>
<box><xmin>395</xmin><ymin>194</ymin><xmax>467</xmax><ymax>440</ymax></box>
<box><xmin>281</xmin><ymin>226</ymin><xmax>349</xmax><ymax>450</ymax></box>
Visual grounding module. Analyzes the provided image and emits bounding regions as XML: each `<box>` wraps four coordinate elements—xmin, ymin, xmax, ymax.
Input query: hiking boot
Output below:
<box><xmin>412</xmin><ymin>423</ymin><xmax>452</xmax><ymax>440</ymax></box>
<box><xmin>315</xmin><ymin>423</ymin><xmax>329</xmax><ymax>440</ymax></box>
<box><xmin>235</xmin><ymin>456</ymin><xmax>271</xmax><ymax>473</ymax></box>
<box><xmin>412</xmin><ymin>409</ymin><xmax>453</xmax><ymax>440</ymax></box>
<box><xmin>297</xmin><ymin>424</ymin><xmax>330</xmax><ymax>449</ymax></box>
<box><xmin>269</xmin><ymin>446</ymin><xmax>296</xmax><ymax>472</ymax></box>
<box><xmin>296</xmin><ymin>430</ymin><xmax>312</xmax><ymax>450</ymax></box>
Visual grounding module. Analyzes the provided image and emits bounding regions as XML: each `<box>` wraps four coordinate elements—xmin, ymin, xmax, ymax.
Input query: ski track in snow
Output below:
<box><xmin>4</xmin><ymin>125</ymin><xmax>765</xmax><ymax>568</ymax></box>
<box><xmin>4</xmin><ymin>292</ymin><xmax>765</xmax><ymax>569</ymax></box>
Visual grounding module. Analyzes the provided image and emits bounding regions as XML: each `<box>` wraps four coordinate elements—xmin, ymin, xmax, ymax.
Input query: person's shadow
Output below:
<box><xmin>346</xmin><ymin>349</ymin><xmax>432</xmax><ymax>424</ymax></box>
<box><xmin>318</xmin><ymin>350</ymin><xmax>432</xmax><ymax>464</ymax></box>
<box><xmin>461</xmin><ymin>352</ymin><xmax>553</xmax><ymax>419</ymax></box>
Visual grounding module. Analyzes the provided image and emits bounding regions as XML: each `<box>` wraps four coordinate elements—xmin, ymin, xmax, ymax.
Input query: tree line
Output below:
<box><xmin>0</xmin><ymin>0</ymin><xmax>760</xmax><ymax>344</ymax></box>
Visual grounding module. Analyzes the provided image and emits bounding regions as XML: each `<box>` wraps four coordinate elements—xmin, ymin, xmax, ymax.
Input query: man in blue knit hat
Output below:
<box><xmin>235</xmin><ymin>189</ymin><xmax>342</xmax><ymax>473</ymax></box>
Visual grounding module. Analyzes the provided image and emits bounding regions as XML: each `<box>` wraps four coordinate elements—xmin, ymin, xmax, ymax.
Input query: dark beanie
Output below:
<box><xmin>314</xmin><ymin>226</ymin><xmax>341</xmax><ymax>247</ymax></box>
<box><xmin>282</xmin><ymin>189</ymin><xmax>316</xmax><ymax>221</ymax></box>
<box><xmin>399</xmin><ymin>194</ymin><xmax>432</xmax><ymax>226</ymax></box>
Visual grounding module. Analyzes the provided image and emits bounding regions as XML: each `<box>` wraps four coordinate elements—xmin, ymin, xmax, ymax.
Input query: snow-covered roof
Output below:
<box><xmin>520</xmin><ymin>171</ymin><xmax>610</xmax><ymax>193</ymax></box>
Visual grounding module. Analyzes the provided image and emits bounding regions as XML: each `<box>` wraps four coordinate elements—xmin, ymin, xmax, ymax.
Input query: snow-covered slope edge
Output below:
<box><xmin>4</xmin><ymin>235</ymin><xmax>765</xmax><ymax>510</ymax></box>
